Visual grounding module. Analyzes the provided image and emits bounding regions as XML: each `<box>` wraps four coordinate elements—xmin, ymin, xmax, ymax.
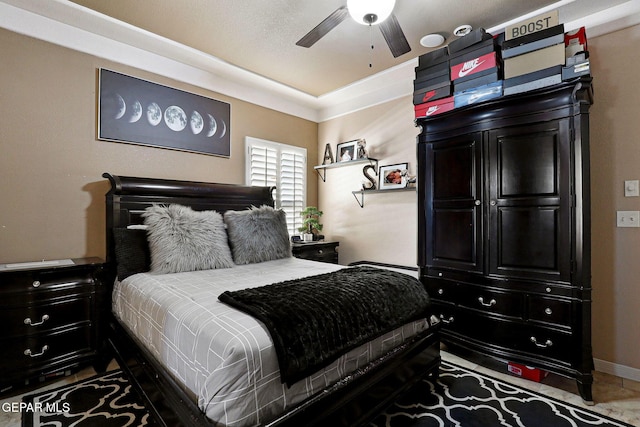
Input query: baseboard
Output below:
<box><xmin>594</xmin><ymin>358</ymin><xmax>640</xmax><ymax>382</ymax></box>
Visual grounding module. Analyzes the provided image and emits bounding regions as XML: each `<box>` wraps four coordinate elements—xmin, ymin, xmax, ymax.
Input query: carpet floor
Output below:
<box><xmin>21</xmin><ymin>363</ymin><xmax>633</xmax><ymax>427</ymax></box>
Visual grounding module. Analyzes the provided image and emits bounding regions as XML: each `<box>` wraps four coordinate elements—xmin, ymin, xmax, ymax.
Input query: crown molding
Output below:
<box><xmin>2</xmin><ymin>0</ymin><xmax>639</xmax><ymax>123</ymax></box>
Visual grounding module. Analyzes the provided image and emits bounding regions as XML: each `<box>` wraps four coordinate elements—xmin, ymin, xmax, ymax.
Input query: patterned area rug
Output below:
<box><xmin>21</xmin><ymin>364</ymin><xmax>632</xmax><ymax>427</ymax></box>
<box><xmin>370</xmin><ymin>362</ymin><xmax>633</xmax><ymax>427</ymax></box>
<box><xmin>21</xmin><ymin>370</ymin><xmax>152</xmax><ymax>427</ymax></box>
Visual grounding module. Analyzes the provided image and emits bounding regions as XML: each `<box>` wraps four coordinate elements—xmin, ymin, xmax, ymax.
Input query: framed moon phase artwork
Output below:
<box><xmin>98</xmin><ymin>69</ymin><xmax>231</xmax><ymax>157</ymax></box>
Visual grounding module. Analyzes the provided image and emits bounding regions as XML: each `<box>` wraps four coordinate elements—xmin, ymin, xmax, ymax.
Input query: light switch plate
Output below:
<box><xmin>624</xmin><ymin>180</ymin><xmax>639</xmax><ymax>197</ymax></box>
<box><xmin>617</xmin><ymin>211</ymin><xmax>640</xmax><ymax>227</ymax></box>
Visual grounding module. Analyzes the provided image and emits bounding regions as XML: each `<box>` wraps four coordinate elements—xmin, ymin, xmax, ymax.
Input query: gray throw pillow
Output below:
<box><xmin>224</xmin><ymin>205</ymin><xmax>292</xmax><ymax>265</ymax></box>
<box><xmin>142</xmin><ymin>204</ymin><xmax>234</xmax><ymax>273</ymax></box>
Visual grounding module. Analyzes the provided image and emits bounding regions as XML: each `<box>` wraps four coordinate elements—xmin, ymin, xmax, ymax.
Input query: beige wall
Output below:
<box><xmin>589</xmin><ymin>25</ymin><xmax>640</xmax><ymax>372</ymax></box>
<box><xmin>318</xmin><ymin>98</ymin><xmax>420</xmax><ymax>267</ymax></box>
<box><xmin>319</xmin><ymin>25</ymin><xmax>640</xmax><ymax>374</ymax></box>
<box><xmin>0</xmin><ymin>29</ymin><xmax>318</xmax><ymax>263</ymax></box>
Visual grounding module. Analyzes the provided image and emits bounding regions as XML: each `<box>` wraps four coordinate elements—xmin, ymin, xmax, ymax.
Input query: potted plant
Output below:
<box><xmin>298</xmin><ymin>206</ymin><xmax>323</xmax><ymax>241</ymax></box>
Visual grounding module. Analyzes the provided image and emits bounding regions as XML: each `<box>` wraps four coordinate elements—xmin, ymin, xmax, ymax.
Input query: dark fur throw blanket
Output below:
<box><xmin>219</xmin><ymin>266</ymin><xmax>431</xmax><ymax>386</ymax></box>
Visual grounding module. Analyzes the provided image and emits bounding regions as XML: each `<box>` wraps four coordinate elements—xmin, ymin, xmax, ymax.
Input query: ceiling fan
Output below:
<box><xmin>296</xmin><ymin>0</ymin><xmax>411</xmax><ymax>58</ymax></box>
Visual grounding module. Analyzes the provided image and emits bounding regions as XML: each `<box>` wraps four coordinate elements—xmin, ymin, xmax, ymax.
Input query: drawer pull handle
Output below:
<box><xmin>24</xmin><ymin>314</ymin><xmax>50</xmax><ymax>326</ymax></box>
<box><xmin>439</xmin><ymin>315</ymin><xmax>454</xmax><ymax>324</ymax></box>
<box><xmin>545</xmin><ymin>308</ymin><xmax>553</xmax><ymax>315</ymax></box>
<box><xmin>318</xmin><ymin>249</ymin><xmax>323</xmax><ymax>254</ymax></box>
<box><xmin>530</xmin><ymin>337</ymin><xmax>553</xmax><ymax>348</ymax></box>
<box><xmin>24</xmin><ymin>345</ymin><xmax>49</xmax><ymax>358</ymax></box>
<box><xmin>32</xmin><ymin>280</ymin><xmax>41</xmax><ymax>288</ymax></box>
<box><xmin>438</xmin><ymin>288</ymin><xmax>444</xmax><ymax>295</ymax></box>
<box><xmin>478</xmin><ymin>297</ymin><xmax>497</xmax><ymax>307</ymax></box>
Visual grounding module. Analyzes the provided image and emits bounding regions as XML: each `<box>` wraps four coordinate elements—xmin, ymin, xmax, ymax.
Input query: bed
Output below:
<box><xmin>101</xmin><ymin>172</ymin><xmax>440</xmax><ymax>427</ymax></box>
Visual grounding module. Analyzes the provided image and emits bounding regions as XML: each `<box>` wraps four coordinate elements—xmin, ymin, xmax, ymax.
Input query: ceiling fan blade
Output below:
<box><xmin>379</xmin><ymin>13</ymin><xmax>411</xmax><ymax>58</ymax></box>
<box><xmin>296</xmin><ymin>6</ymin><xmax>349</xmax><ymax>48</ymax></box>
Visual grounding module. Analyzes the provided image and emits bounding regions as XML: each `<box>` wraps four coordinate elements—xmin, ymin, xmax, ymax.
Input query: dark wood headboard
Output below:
<box><xmin>102</xmin><ymin>172</ymin><xmax>274</xmax><ymax>275</ymax></box>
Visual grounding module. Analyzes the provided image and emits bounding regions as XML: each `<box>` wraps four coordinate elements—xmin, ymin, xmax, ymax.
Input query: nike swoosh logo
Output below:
<box><xmin>422</xmin><ymin>91</ymin><xmax>436</xmax><ymax>102</ymax></box>
<box><xmin>426</xmin><ymin>106</ymin><xmax>440</xmax><ymax>116</ymax></box>
<box><xmin>458</xmin><ymin>60</ymin><xmax>485</xmax><ymax>78</ymax></box>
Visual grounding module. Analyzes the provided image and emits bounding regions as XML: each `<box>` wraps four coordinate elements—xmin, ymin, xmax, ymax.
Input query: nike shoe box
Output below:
<box><xmin>417</xmin><ymin>46</ymin><xmax>449</xmax><ymax>69</ymax></box>
<box><xmin>415</xmin><ymin>60</ymin><xmax>450</xmax><ymax>79</ymax></box>
<box><xmin>453</xmin><ymin>68</ymin><xmax>500</xmax><ymax>92</ymax></box>
<box><xmin>501</xmin><ymin>24</ymin><xmax>565</xmax><ymax>59</ymax></box>
<box><xmin>454</xmin><ymin>80</ymin><xmax>502</xmax><ymax>108</ymax></box>
<box><xmin>413</xmin><ymin>83</ymin><xmax>452</xmax><ymax>105</ymax></box>
<box><xmin>503</xmin><ymin>43</ymin><xmax>565</xmax><ymax>79</ymax></box>
<box><xmin>448</xmin><ymin>28</ymin><xmax>493</xmax><ymax>54</ymax></box>
<box><xmin>450</xmin><ymin>51</ymin><xmax>499</xmax><ymax>81</ymax></box>
<box><xmin>414</xmin><ymin>61</ymin><xmax>450</xmax><ymax>89</ymax></box>
<box><xmin>414</xmin><ymin>96</ymin><xmax>455</xmax><ymax>119</ymax></box>
<box><xmin>414</xmin><ymin>48</ymin><xmax>453</xmax><ymax>105</ymax></box>
<box><xmin>448</xmin><ymin>33</ymin><xmax>502</xmax><ymax>82</ymax></box>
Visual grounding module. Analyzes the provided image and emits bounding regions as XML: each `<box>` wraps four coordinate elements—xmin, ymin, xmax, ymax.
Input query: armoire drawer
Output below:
<box><xmin>451</xmin><ymin>309</ymin><xmax>572</xmax><ymax>362</ymax></box>
<box><xmin>430</xmin><ymin>301</ymin><xmax>457</xmax><ymax>326</ymax></box>
<box><xmin>456</xmin><ymin>284</ymin><xmax>524</xmax><ymax>319</ymax></box>
<box><xmin>422</xmin><ymin>277</ymin><xmax>457</xmax><ymax>303</ymax></box>
<box><xmin>527</xmin><ymin>296</ymin><xmax>573</xmax><ymax>328</ymax></box>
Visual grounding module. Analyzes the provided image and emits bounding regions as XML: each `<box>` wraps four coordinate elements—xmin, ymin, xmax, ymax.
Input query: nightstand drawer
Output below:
<box><xmin>0</xmin><ymin>326</ymin><xmax>93</xmax><ymax>374</ymax></box>
<box><xmin>292</xmin><ymin>242</ymin><xmax>339</xmax><ymax>264</ymax></box>
<box><xmin>0</xmin><ymin>295</ymin><xmax>92</xmax><ymax>339</ymax></box>
<box><xmin>1</xmin><ymin>267</ymin><xmax>97</xmax><ymax>305</ymax></box>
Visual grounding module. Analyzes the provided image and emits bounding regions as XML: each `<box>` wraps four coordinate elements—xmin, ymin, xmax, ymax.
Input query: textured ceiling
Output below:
<box><xmin>68</xmin><ymin>0</ymin><xmax>627</xmax><ymax>97</ymax></box>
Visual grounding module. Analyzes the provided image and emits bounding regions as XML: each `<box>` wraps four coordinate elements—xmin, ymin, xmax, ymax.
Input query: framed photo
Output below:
<box><xmin>98</xmin><ymin>68</ymin><xmax>231</xmax><ymax>157</ymax></box>
<box><xmin>336</xmin><ymin>140</ymin><xmax>358</xmax><ymax>162</ymax></box>
<box><xmin>379</xmin><ymin>163</ymin><xmax>409</xmax><ymax>190</ymax></box>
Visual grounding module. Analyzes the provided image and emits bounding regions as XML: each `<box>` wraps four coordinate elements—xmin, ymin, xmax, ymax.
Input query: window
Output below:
<box><xmin>245</xmin><ymin>137</ymin><xmax>306</xmax><ymax>235</ymax></box>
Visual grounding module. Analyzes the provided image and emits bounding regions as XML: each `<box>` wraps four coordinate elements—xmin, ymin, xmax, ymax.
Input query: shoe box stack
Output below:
<box><xmin>414</xmin><ymin>10</ymin><xmax>591</xmax><ymax>119</ymax></box>
<box><xmin>502</xmin><ymin>23</ymin><xmax>566</xmax><ymax>95</ymax></box>
<box><xmin>413</xmin><ymin>47</ymin><xmax>453</xmax><ymax>118</ymax></box>
<box><xmin>502</xmin><ymin>11</ymin><xmax>590</xmax><ymax>95</ymax></box>
<box><xmin>449</xmin><ymin>28</ymin><xmax>503</xmax><ymax>108</ymax></box>
<box><xmin>563</xmin><ymin>27</ymin><xmax>590</xmax><ymax>81</ymax></box>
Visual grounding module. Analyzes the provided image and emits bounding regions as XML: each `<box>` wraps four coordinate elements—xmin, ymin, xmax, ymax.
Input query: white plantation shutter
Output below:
<box><xmin>246</xmin><ymin>137</ymin><xmax>307</xmax><ymax>235</ymax></box>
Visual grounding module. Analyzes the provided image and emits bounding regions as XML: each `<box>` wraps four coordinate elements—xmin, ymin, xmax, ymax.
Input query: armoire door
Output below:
<box><xmin>487</xmin><ymin>119</ymin><xmax>572</xmax><ymax>282</ymax></box>
<box><xmin>424</xmin><ymin>132</ymin><xmax>483</xmax><ymax>274</ymax></box>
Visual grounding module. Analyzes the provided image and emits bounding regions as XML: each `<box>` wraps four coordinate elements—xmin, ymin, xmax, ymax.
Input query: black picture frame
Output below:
<box><xmin>98</xmin><ymin>69</ymin><xmax>231</xmax><ymax>157</ymax></box>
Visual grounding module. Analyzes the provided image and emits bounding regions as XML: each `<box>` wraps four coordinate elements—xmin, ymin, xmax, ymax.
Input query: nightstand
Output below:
<box><xmin>0</xmin><ymin>257</ymin><xmax>106</xmax><ymax>392</ymax></box>
<box><xmin>292</xmin><ymin>241</ymin><xmax>339</xmax><ymax>264</ymax></box>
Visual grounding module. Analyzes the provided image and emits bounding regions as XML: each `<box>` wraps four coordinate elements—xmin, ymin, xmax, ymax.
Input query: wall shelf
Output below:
<box><xmin>314</xmin><ymin>158</ymin><xmax>378</xmax><ymax>182</ymax></box>
<box><xmin>351</xmin><ymin>187</ymin><xmax>416</xmax><ymax>208</ymax></box>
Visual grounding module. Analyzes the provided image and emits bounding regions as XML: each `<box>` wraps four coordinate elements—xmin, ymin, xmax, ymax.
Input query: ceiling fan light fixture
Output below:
<box><xmin>347</xmin><ymin>0</ymin><xmax>396</xmax><ymax>25</ymax></box>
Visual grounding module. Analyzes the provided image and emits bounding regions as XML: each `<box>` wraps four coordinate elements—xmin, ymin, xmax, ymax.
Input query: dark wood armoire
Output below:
<box><xmin>417</xmin><ymin>77</ymin><xmax>594</xmax><ymax>402</ymax></box>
